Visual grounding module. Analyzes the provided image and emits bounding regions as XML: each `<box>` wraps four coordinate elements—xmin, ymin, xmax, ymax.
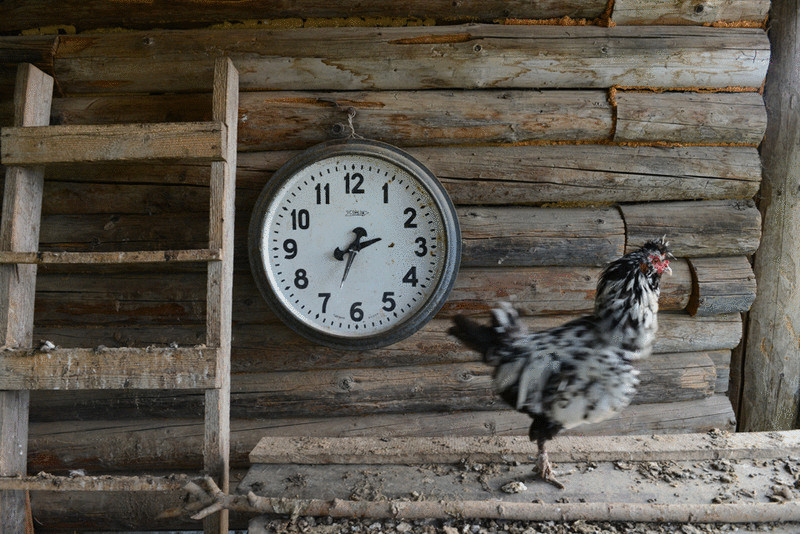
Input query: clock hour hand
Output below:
<box><xmin>334</xmin><ymin>227</ymin><xmax>368</xmax><ymax>261</ymax></box>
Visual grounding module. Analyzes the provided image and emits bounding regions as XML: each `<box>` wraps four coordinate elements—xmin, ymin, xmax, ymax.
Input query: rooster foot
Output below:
<box><xmin>535</xmin><ymin>451</ymin><xmax>565</xmax><ymax>490</ymax></box>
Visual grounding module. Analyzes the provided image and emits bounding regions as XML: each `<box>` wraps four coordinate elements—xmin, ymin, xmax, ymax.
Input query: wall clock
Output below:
<box><xmin>248</xmin><ymin>138</ymin><xmax>462</xmax><ymax>350</ymax></box>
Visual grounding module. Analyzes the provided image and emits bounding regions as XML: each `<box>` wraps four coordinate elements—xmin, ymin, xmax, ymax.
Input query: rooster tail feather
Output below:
<box><xmin>449</xmin><ymin>315</ymin><xmax>494</xmax><ymax>354</ymax></box>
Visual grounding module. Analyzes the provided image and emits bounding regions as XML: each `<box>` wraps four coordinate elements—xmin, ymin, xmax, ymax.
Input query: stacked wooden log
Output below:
<box><xmin>0</xmin><ymin>1</ymin><xmax>770</xmax><ymax>527</ymax></box>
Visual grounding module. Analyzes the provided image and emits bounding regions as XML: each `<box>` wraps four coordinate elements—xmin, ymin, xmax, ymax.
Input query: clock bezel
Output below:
<box><xmin>248</xmin><ymin>138</ymin><xmax>462</xmax><ymax>350</ymax></box>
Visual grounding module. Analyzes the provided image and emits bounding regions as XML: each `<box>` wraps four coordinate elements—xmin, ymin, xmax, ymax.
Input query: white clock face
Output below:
<box><xmin>250</xmin><ymin>142</ymin><xmax>460</xmax><ymax>349</ymax></box>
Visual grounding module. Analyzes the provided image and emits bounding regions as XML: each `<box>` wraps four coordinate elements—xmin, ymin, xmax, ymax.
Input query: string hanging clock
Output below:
<box><xmin>248</xmin><ymin>106</ymin><xmax>462</xmax><ymax>350</ymax></box>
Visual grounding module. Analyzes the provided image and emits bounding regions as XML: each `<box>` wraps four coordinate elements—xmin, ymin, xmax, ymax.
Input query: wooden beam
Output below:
<box><xmin>741</xmin><ymin>0</ymin><xmax>800</xmax><ymax>431</ymax></box>
<box><xmin>614</xmin><ymin>91</ymin><xmax>767</xmax><ymax>145</ymax></box>
<box><xmin>0</xmin><ymin>346</ymin><xmax>220</xmax><ymax>390</ymax></box>
<box><xmin>4</xmin><ymin>90</ymin><xmax>766</xmax><ymax>150</ymax></box>
<box><xmin>0</xmin><ymin>1</ymin><xmax>608</xmax><ymax>34</ymax></box>
<box><xmin>0</xmin><ymin>63</ymin><xmax>52</xmax><ymax>534</ymax></box>
<box><xmin>611</xmin><ymin>0</ymin><xmax>770</xmax><ymax>25</ymax></box>
<box><xmin>621</xmin><ymin>200</ymin><xmax>762</xmax><ymax>257</ymax></box>
<box><xmin>204</xmin><ymin>57</ymin><xmax>237</xmax><ymax>534</ymax></box>
<box><xmin>27</xmin><ymin>144</ymin><xmax>764</xmax><ymax>203</ymax></box>
<box><xmin>0</xmin><ymin>249</ymin><xmax>221</xmax><ymax>265</ymax></box>
<box><xmin>1</xmin><ymin>121</ymin><xmax>226</xmax><ymax>165</ymax></box>
<box><xmin>687</xmin><ymin>256</ymin><xmax>756</xmax><ymax>316</ymax></box>
<box><xmin>50</xmin><ymin>25</ymin><xmax>770</xmax><ymax>93</ymax></box>
<box><xmin>249</xmin><ymin>430</ymin><xmax>800</xmax><ymax>465</ymax></box>
<box><xmin>0</xmin><ymin>474</ymin><xmax>190</xmax><ymax>492</ymax></box>
<box><xmin>0</xmin><ymin>36</ymin><xmax>58</xmax><ymax>99</ymax></box>
<box><xmin>25</xmin><ymin>397</ymin><xmax>736</xmax><ymax>474</ymax></box>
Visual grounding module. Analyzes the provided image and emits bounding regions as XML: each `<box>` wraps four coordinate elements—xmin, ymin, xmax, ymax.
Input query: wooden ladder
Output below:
<box><xmin>0</xmin><ymin>59</ymin><xmax>238</xmax><ymax>533</ymax></box>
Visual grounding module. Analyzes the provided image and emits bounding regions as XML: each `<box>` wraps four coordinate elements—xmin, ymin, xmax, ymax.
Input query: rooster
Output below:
<box><xmin>449</xmin><ymin>238</ymin><xmax>672</xmax><ymax>488</ymax></box>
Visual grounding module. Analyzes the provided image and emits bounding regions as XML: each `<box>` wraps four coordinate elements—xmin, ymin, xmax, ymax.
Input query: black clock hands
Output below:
<box><xmin>334</xmin><ymin>227</ymin><xmax>382</xmax><ymax>287</ymax></box>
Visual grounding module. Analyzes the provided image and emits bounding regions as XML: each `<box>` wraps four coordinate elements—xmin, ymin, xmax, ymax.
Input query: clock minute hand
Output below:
<box><xmin>339</xmin><ymin>249</ymin><xmax>357</xmax><ymax>288</ymax></box>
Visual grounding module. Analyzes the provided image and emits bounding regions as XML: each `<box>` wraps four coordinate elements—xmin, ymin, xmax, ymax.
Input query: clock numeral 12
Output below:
<box><xmin>344</xmin><ymin>172</ymin><xmax>364</xmax><ymax>194</ymax></box>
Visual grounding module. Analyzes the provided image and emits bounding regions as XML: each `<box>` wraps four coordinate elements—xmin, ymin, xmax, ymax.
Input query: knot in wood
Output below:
<box><xmin>338</xmin><ymin>376</ymin><xmax>355</xmax><ymax>391</ymax></box>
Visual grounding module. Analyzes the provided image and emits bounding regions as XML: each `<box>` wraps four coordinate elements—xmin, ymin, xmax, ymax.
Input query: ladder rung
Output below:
<box><xmin>0</xmin><ymin>346</ymin><xmax>221</xmax><ymax>390</ymax></box>
<box><xmin>1</xmin><ymin>121</ymin><xmax>227</xmax><ymax>165</ymax></box>
<box><xmin>0</xmin><ymin>249</ymin><xmax>222</xmax><ymax>265</ymax></box>
<box><xmin>0</xmin><ymin>473</ymin><xmax>191</xmax><ymax>492</ymax></box>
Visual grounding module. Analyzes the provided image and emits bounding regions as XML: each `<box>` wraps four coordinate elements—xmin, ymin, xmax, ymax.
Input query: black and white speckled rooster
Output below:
<box><xmin>449</xmin><ymin>238</ymin><xmax>672</xmax><ymax>488</ymax></box>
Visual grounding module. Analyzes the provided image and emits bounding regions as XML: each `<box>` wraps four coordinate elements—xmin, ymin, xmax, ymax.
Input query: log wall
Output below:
<box><xmin>0</xmin><ymin>2</ymin><xmax>769</xmax><ymax>529</ymax></box>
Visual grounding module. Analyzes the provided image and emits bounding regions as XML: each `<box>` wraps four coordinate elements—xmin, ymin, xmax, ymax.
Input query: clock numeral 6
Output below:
<box><xmin>381</xmin><ymin>291</ymin><xmax>396</xmax><ymax>312</ymax></box>
<box><xmin>283</xmin><ymin>239</ymin><xmax>298</xmax><ymax>259</ymax></box>
<box><xmin>403</xmin><ymin>266</ymin><xmax>418</xmax><ymax>287</ymax></box>
<box><xmin>294</xmin><ymin>269</ymin><xmax>309</xmax><ymax>289</ymax></box>
<box><xmin>291</xmin><ymin>209</ymin><xmax>310</xmax><ymax>230</ymax></box>
<box><xmin>350</xmin><ymin>301</ymin><xmax>364</xmax><ymax>322</ymax></box>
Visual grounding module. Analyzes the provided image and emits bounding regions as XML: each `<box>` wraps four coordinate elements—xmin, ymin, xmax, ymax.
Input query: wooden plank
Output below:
<box><xmin>25</xmin><ymin>397</ymin><xmax>736</xmax><ymax>474</ymax></box>
<box><xmin>204</xmin><ymin>57</ymin><xmax>237</xmax><ymax>534</ymax></box>
<box><xmin>687</xmin><ymin>256</ymin><xmax>757</xmax><ymax>316</ymax></box>
<box><xmin>25</xmin><ymin>351</ymin><xmax>717</xmax><ymax>420</ymax></box>
<box><xmin>0</xmin><ymin>36</ymin><xmax>57</xmax><ymax>99</ymax></box>
<box><xmin>458</xmin><ymin>206</ymin><xmax>625</xmax><ymax>267</ymax></box>
<box><xmin>27</xmin><ymin>312</ymin><xmax>743</xmax><ymax>377</ymax></box>
<box><xmin>236</xmin><ymin>90</ymin><xmax>613</xmax><ymax>150</ymax></box>
<box><xmin>0</xmin><ymin>249</ymin><xmax>221</xmax><ymax>265</ymax></box>
<box><xmin>28</xmin><ymin>261</ymin><xmax>692</xmax><ymax>328</ymax></box>
<box><xmin>0</xmin><ymin>474</ymin><xmax>190</xmax><ymax>492</ymax></box>
<box><xmin>621</xmin><ymin>200</ymin><xmax>762</xmax><ymax>257</ymax></box>
<box><xmin>1</xmin><ymin>121</ymin><xmax>226</xmax><ymax>165</ymax></box>
<box><xmin>0</xmin><ymin>63</ymin><xmax>52</xmax><ymax>534</ymax></box>
<box><xmin>443</xmin><ymin>261</ymin><xmax>692</xmax><ymax>316</ymax></box>
<box><xmin>0</xmin><ymin>1</ymin><xmax>608</xmax><ymax>33</ymax></box>
<box><xmin>741</xmin><ymin>0</ymin><xmax>800</xmax><ymax>432</ymax></box>
<box><xmin>612</xmin><ymin>0</ymin><xmax>770</xmax><ymax>25</ymax></box>
<box><xmin>250</xmin><ymin>430</ymin><xmax>800</xmax><ymax>465</ymax></box>
<box><xmin>614</xmin><ymin>91</ymin><xmax>767</xmax><ymax>145</ymax></box>
<box><xmin>710</xmin><ymin>349</ymin><xmax>731</xmax><ymax>394</ymax></box>
<box><xmin>17</xmin><ymin>144</ymin><xmax>763</xmax><ymax>204</ymax></box>
<box><xmin>0</xmin><ymin>346</ymin><xmax>220</xmax><ymax>390</ymax></box>
<box><xmin>11</xmin><ymin>91</ymin><xmax>768</xmax><ymax>150</ymax></box>
<box><xmin>50</xmin><ymin>25</ymin><xmax>770</xmax><ymax>93</ymax></box>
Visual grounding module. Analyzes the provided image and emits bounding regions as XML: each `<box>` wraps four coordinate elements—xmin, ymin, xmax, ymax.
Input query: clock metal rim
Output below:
<box><xmin>248</xmin><ymin>138</ymin><xmax>462</xmax><ymax>351</ymax></box>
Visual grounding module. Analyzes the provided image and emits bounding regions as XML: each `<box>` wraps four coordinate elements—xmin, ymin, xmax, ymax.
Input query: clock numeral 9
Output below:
<box><xmin>381</xmin><ymin>292</ymin><xmax>396</xmax><ymax>312</ymax></box>
<box><xmin>350</xmin><ymin>301</ymin><xmax>364</xmax><ymax>322</ymax></box>
<box><xmin>403</xmin><ymin>266</ymin><xmax>418</xmax><ymax>287</ymax></box>
<box><xmin>344</xmin><ymin>172</ymin><xmax>364</xmax><ymax>194</ymax></box>
<box><xmin>404</xmin><ymin>207</ymin><xmax>417</xmax><ymax>228</ymax></box>
<box><xmin>291</xmin><ymin>209</ymin><xmax>310</xmax><ymax>230</ymax></box>
<box><xmin>283</xmin><ymin>239</ymin><xmax>298</xmax><ymax>259</ymax></box>
<box><xmin>294</xmin><ymin>269</ymin><xmax>309</xmax><ymax>289</ymax></box>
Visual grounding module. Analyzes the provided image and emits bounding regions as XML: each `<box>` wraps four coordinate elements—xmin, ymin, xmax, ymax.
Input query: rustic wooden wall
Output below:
<box><xmin>0</xmin><ymin>0</ymin><xmax>770</xmax><ymax>529</ymax></box>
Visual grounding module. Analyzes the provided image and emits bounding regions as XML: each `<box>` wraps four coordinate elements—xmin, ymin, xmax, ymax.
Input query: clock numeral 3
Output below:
<box><xmin>291</xmin><ymin>209</ymin><xmax>310</xmax><ymax>230</ymax></box>
<box><xmin>294</xmin><ymin>269</ymin><xmax>309</xmax><ymax>289</ymax></box>
<box><xmin>344</xmin><ymin>172</ymin><xmax>364</xmax><ymax>194</ymax></box>
<box><xmin>350</xmin><ymin>301</ymin><xmax>364</xmax><ymax>321</ymax></box>
<box><xmin>414</xmin><ymin>237</ymin><xmax>427</xmax><ymax>257</ymax></box>
<box><xmin>381</xmin><ymin>291</ymin><xmax>396</xmax><ymax>312</ymax></box>
<box><xmin>404</xmin><ymin>207</ymin><xmax>417</xmax><ymax>228</ymax></box>
<box><xmin>403</xmin><ymin>266</ymin><xmax>418</xmax><ymax>287</ymax></box>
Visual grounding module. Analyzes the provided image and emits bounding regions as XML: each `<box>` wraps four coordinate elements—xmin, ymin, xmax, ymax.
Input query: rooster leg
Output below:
<box><xmin>536</xmin><ymin>438</ymin><xmax>565</xmax><ymax>490</ymax></box>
